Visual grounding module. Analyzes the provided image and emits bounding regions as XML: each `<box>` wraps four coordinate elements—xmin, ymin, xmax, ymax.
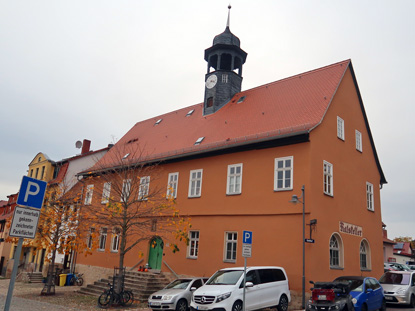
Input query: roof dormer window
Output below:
<box><xmin>122</xmin><ymin>153</ymin><xmax>130</xmax><ymax>160</ymax></box>
<box><xmin>237</xmin><ymin>96</ymin><xmax>246</xmax><ymax>103</ymax></box>
<box><xmin>155</xmin><ymin>119</ymin><xmax>163</xmax><ymax>125</ymax></box>
<box><xmin>194</xmin><ymin>137</ymin><xmax>205</xmax><ymax>145</ymax></box>
<box><xmin>186</xmin><ymin>109</ymin><xmax>195</xmax><ymax>117</ymax></box>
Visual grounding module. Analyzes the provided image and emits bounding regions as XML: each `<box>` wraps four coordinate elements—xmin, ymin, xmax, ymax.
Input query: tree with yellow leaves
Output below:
<box><xmin>29</xmin><ymin>179</ymin><xmax>86</xmax><ymax>295</ymax></box>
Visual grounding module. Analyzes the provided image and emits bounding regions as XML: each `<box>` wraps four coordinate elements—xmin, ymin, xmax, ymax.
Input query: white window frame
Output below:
<box><xmin>356</xmin><ymin>130</ymin><xmax>362</xmax><ymax>152</ymax></box>
<box><xmin>227</xmin><ymin>164</ymin><xmax>242</xmax><ymax>195</ymax></box>
<box><xmin>138</xmin><ymin>176</ymin><xmax>150</xmax><ymax>200</ymax></box>
<box><xmin>187</xmin><ymin>231</ymin><xmax>200</xmax><ymax>259</ymax></box>
<box><xmin>188</xmin><ymin>169</ymin><xmax>203</xmax><ymax>198</ymax></box>
<box><xmin>121</xmin><ymin>179</ymin><xmax>131</xmax><ymax>202</ymax></box>
<box><xmin>329</xmin><ymin>233</ymin><xmax>343</xmax><ymax>269</ymax></box>
<box><xmin>87</xmin><ymin>227</ymin><xmax>95</xmax><ymax>249</ymax></box>
<box><xmin>337</xmin><ymin>116</ymin><xmax>345</xmax><ymax>140</ymax></box>
<box><xmin>98</xmin><ymin>227</ymin><xmax>107</xmax><ymax>251</ymax></box>
<box><xmin>101</xmin><ymin>182</ymin><xmax>111</xmax><ymax>204</ymax></box>
<box><xmin>111</xmin><ymin>227</ymin><xmax>120</xmax><ymax>253</ymax></box>
<box><xmin>323</xmin><ymin>161</ymin><xmax>333</xmax><ymax>196</ymax></box>
<box><xmin>224</xmin><ymin>232</ymin><xmax>238</xmax><ymax>263</ymax></box>
<box><xmin>84</xmin><ymin>185</ymin><xmax>94</xmax><ymax>205</ymax></box>
<box><xmin>360</xmin><ymin>239</ymin><xmax>371</xmax><ymax>270</ymax></box>
<box><xmin>274</xmin><ymin>156</ymin><xmax>293</xmax><ymax>191</ymax></box>
<box><xmin>366</xmin><ymin>182</ymin><xmax>374</xmax><ymax>211</ymax></box>
<box><xmin>167</xmin><ymin>172</ymin><xmax>179</xmax><ymax>199</ymax></box>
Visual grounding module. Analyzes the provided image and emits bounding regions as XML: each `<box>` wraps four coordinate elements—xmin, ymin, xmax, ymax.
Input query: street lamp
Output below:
<box><xmin>289</xmin><ymin>185</ymin><xmax>305</xmax><ymax>309</ymax></box>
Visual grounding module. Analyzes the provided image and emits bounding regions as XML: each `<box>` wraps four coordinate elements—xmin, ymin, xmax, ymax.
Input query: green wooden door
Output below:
<box><xmin>148</xmin><ymin>237</ymin><xmax>163</xmax><ymax>270</ymax></box>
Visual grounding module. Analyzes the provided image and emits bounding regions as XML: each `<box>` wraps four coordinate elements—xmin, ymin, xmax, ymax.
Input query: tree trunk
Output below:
<box><xmin>43</xmin><ymin>251</ymin><xmax>57</xmax><ymax>295</ymax></box>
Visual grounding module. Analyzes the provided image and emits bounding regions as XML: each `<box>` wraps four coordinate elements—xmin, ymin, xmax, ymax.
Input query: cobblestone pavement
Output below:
<box><xmin>0</xmin><ymin>278</ymin><xmax>151</xmax><ymax>310</ymax></box>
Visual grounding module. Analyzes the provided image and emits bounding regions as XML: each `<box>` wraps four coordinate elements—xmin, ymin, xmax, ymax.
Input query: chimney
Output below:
<box><xmin>81</xmin><ymin>139</ymin><xmax>91</xmax><ymax>154</ymax></box>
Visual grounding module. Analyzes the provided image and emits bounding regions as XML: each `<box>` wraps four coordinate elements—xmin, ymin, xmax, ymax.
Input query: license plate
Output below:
<box><xmin>385</xmin><ymin>296</ymin><xmax>393</xmax><ymax>301</ymax></box>
<box><xmin>318</xmin><ymin>295</ymin><xmax>327</xmax><ymax>300</ymax></box>
<box><xmin>197</xmin><ymin>306</ymin><xmax>209</xmax><ymax>310</ymax></box>
<box><xmin>150</xmin><ymin>302</ymin><xmax>161</xmax><ymax>306</ymax></box>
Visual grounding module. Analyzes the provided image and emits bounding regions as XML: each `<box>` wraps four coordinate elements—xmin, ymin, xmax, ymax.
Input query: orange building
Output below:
<box><xmin>76</xmin><ymin>19</ymin><xmax>386</xmax><ymax>293</ymax></box>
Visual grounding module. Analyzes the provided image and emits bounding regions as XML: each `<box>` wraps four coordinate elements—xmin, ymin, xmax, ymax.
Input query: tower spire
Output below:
<box><xmin>227</xmin><ymin>5</ymin><xmax>231</xmax><ymax>28</ymax></box>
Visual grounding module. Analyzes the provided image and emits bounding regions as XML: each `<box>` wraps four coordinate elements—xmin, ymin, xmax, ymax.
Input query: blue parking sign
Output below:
<box><xmin>243</xmin><ymin>231</ymin><xmax>253</xmax><ymax>244</ymax></box>
<box><xmin>17</xmin><ymin>176</ymin><xmax>47</xmax><ymax>210</ymax></box>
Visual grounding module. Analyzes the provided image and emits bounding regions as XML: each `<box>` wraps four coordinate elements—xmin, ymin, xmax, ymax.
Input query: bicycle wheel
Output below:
<box><xmin>121</xmin><ymin>290</ymin><xmax>134</xmax><ymax>307</ymax></box>
<box><xmin>76</xmin><ymin>277</ymin><xmax>84</xmax><ymax>286</ymax></box>
<box><xmin>98</xmin><ymin>291</ymin><xmax>113</xmax><ymax>309</ymax></box>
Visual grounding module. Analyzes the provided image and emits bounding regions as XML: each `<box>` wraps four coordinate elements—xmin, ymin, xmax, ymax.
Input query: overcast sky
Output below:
<box><xmin>1</xmin><ymin>1</ymin><xmax>414</xmax><ymax>240</ymax></box>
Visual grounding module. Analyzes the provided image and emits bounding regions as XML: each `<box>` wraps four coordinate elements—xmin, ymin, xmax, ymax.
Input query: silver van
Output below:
<box><xmin>190</xmin><ymin>266</ymin><xmax>290</xmax><ymax>311</ymax></box>
<box><xmin>379</xmin><ymin>270</ymin><xmax>415</xmax><ymax>307</ymax></box>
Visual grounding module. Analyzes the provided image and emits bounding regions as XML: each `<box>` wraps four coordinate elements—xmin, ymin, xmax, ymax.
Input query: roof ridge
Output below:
<box><xmin>243</xmin><ymin>59</ymin><xmax>351</xmax><ymax>94</ymax></box>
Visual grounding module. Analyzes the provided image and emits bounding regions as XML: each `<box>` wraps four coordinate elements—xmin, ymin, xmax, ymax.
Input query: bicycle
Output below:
<box><xmin>98</xmin><ymin>282</ymin><xmax>134</xmax><ymax>309</ymax></box>
<box><xmin>69</xmin><ymin>273</ymin><xmax>84</xmax><ymax>286</ymax></box>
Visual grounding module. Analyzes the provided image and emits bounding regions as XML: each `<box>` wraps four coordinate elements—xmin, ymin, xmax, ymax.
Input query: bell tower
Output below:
<box><xmin>203</xmin><ymin>6</ymin><xmax>247</xmax><ymax>115</ymax></box>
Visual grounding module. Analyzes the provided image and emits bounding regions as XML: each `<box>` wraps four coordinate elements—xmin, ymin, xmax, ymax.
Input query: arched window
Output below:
<box><xmin>329</xmin><ymin>233</ymin><xmax>343</xmax><ymax>268</ymax></box>
<box><xmin>360</xmin><ymin>239</ymin><xmax>371</xmax><ymax>270</ymax></box>
<box><xmin>220</xmin><ymin>53</ymin><xmax>232</xmax><ymax>70</ymax></box>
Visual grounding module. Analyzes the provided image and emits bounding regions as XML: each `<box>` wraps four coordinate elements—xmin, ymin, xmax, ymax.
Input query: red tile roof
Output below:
<box><xmin>49</xmin><ymin>162</ymin><xmax>69</xmax><ymax>185</ymax></box>
<box><xmin>88</xmin><ymin>59</ymin><xmax>385</xmax><ymax>184</ymax></box>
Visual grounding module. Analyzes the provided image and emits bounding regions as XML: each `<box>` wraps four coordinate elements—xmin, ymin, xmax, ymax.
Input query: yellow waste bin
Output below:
<box><xmin>59</xmin><ymin>274</ymin><xmax>67</xmax><ymax>286</ymax></box>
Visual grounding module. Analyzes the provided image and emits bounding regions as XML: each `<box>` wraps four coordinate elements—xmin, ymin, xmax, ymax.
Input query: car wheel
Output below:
<box><xmin>410</xmin><ymin>295</ymin><xmax>415</xmax><ymax>308</ymax></box>
<box><xmin>379</xmin><ymin>299</ymin><xmax>386</xmax><ymax>311</ymax></box>
<box><xmin>176</xmin><ymin>299</ymin><xmax>188</xmax><ymax>311</ymax></box>
<box><xmin>361</xmin><ymin>303</ymin><xmax>367</xmax><ymax>311</ymax></box>
<box><xmin>232</xmin><ymin>301</ymin><xmax>243</xmax><ymax>311</ymax></box>
<box><xmin>277</xmin><ymin>295</ymin><xmax>289</xmax><ymax>311</ymax></box>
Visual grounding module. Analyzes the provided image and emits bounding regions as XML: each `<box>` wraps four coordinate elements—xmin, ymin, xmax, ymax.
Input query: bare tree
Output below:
<box><xmin>79</xmin><ymin>145</ymin><xmax>191</xmax><ymax>292</ymax></box>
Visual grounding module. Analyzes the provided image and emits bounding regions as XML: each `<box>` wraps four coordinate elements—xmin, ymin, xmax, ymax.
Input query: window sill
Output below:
<box><xmin>188</xmin><ymin>196</ymin><xmax>201</xmax><ymax>199</ymax></box>
<box><xmin>226</xmin><ymin>192</ymin><xmax>241</xmax><ymax>196</ymax></box>
<box><xmin>324</xmin><ymin>193</ymin><xmax>334</xmax><ymax>197</ymax></box>
<box><xmin>223</xmin><ymin>260</ymin><xmax>236</xmax><ymax>263</ymax></box>
<box><xmin>360</xmin><ymin>268</ymin><xmax>371</xmax><ymax>272</ymax></box>
<box><xmin>367</xmin><ymin>208</ymin><xmax>375</xmax><ymax>212</ymax></box>
<box><xmin>186</xmin><ymin>257</ymin><xmax>198</xmax><ymax>260</ymax></box>
<box><xmin>98</xmin><ymin>249</ymin><xmax>105</xmax><ymax>252</ymax></box>
<box><xmin>330</xmin><ymin>266</ymin><xmax>344</xmax><ymax>270</ymax></box>
<box><xmin>274</xmin><ymin>188</ymin><xmax>293</xmax><ymax>192</ymax></box>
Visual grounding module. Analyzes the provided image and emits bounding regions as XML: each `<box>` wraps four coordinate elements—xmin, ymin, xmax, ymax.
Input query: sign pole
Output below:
<box><xmin>4</xmin><ymin>176</ymin><xmax>47</xmax><ymax>311</ymax></box>
<box><xmin>4</xmin><ymin>237</ymin><xmax>23</xmax><ymax>311</ymax></box>
<box><xmin>242</xmin><ymin>230</ymin><xmax>252</xmax><ymax>311</ymax></box>
<box><xmin>243</xmin><ymin>256</ymin><xmax>247</xmax><ymax>311</ymax></box>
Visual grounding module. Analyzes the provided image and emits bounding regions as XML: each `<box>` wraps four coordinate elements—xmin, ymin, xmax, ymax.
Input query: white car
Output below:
<box><xmin>149</xmin><ymin>278</ymin><xmax>208</xmax><ymax>311</ymax></box>
<box><xmin>190</xmin><ymin>266</ymin><xmax>290</xmax><ymax>311</ymax></box>
<box><xmin>380</xmin><ymin>270</ymin><xmax>415</xmax><ymax>307</ymax></box>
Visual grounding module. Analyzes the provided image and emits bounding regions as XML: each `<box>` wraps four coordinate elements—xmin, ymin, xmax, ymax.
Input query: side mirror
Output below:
<box><xmin>190</xmin><ymin>287</ymin><xmax>197</xmax><ymax>291</ymax></box>
<box><xmin>366</xmin><ymin>288</ymin><xmax>373</xmax><ymax>293</ymax></box>
<box><xmin>245</xmin><ymin>282</ymin><xmax>254</xmax><ymax>288</ymax></box>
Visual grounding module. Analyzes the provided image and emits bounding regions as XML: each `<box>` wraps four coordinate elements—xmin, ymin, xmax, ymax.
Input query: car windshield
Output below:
<box><xmin>379</xmin><ymin>273</ymin><xmax>410</xmax><ymax>285</ymax></box>
<box><xmin>165</xmin><ymin>279</ymin><xmax>192</xmax><ymax>289</ymax></box>
<box><xmin>334</xmin><ymin>278</ymin><xmax>364</xmax><ymax>292</ymax></box>
<box><xmin>206</xmin><ymin>270</ymin><xmax>243</xmax><ymax>285</ymax></box>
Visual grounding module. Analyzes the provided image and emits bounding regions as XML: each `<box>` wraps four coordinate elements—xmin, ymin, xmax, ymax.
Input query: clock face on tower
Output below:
<box><xmin>205</xmin><ymin>74</ymin><xmax>218</xmax><ymax>89</ymax></box>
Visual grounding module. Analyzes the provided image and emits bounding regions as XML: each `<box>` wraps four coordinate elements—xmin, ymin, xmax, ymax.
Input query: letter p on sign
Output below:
<box><xmin>243</xmin><ymin>231</ymin><xmax>253</xmax><ymax>244</ymax></box>
<box><xmin>17</xmin><ymin>176</ymin><xmax>47</xmax><ymax>210</ymax></box>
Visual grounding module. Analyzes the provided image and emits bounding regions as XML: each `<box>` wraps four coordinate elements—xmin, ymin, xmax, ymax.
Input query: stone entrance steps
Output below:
<box><xmin>78</xmin><ymin>271</ymin><xmax>170</xmax><ymax>301</ymax></box>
